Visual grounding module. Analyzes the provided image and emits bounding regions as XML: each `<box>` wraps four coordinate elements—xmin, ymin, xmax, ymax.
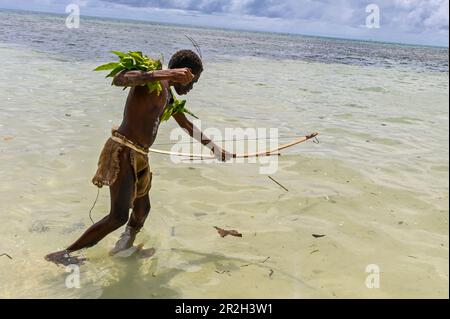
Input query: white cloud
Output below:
<box><xmin>99</xmin><ymin>0</ymin><xmax>449</xmax><ymax>31</ymax></box>
<box><xmin>0</xmin><ymin>0</ymin><xmax>448</xmax><ymax>46</ymax></box>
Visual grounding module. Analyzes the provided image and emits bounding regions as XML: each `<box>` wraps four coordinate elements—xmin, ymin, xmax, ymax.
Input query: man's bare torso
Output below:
<box><xmin>117</xmin><ymin>80</ymin><xmax>172</xmax><ymax>148</ymax></box>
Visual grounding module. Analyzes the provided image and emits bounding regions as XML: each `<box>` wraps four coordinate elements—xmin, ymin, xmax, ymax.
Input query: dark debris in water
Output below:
<box><xmin>0</xmin><ymin>253</ymin><xmax>13</xmax><ymax>260</ymax></box>
<box><xmin>268</xmin><ymin>176</ymin><xmax>289</xmax><ymax>192</ymax></box>
<box><xmin>215</xmin><ymin>270</ymin><xmax>231</xmax><ymax>276</ymax></box>
<box><xmin>240</xmin><ymin>257</ymin><xmax>270</xmax><ymax>268</ymax></box>
<box><xmin>29</xmin><ymin>220</ymin><xmax>50</xmax><ymax>233</ymax></box>
<box><xmin>214</xmin><ymin>226</ymin><xmax>242</xmax><ymax>238</ymax></box>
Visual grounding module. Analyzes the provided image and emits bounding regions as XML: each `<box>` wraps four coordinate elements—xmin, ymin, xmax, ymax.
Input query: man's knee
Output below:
<box><xmin>108</xmin><ymin>207</ymin><xmax>129</xmax><ymax>228</ymax></box>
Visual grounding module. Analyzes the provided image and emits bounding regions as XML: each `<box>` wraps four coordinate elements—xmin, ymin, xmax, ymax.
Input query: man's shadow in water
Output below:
<box><xmin>99</xmin><ymin>248</ymin><xmax>238</xmax><ymax>299</ymax></box>
<box><xmin>99</xmin><ymin>255</ymin><xmax>178</xmax><ymax>299</ymax></box>
<box><xmin>99</xmin><ymin>248</ymin><xmax>318</xmax><ymax>299</ymax></box>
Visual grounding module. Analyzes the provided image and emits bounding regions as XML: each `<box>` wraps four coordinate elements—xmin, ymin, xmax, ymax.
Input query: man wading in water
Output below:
<box><xmin>46</xmin><ymin>50</ymin><xmax>233</xmax><ymax>265</ymax></box>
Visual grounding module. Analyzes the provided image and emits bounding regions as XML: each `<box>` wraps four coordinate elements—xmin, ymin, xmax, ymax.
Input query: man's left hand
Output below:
<box><xmin>214</xmin><ymin>148</ymin><xmax>236</xmax><ymax>162</ymax></box>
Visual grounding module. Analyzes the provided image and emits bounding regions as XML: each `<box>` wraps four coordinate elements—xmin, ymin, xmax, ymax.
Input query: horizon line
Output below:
<box><xmin>0</xmin><ymin>7</ymin><xmax>449</xmax><ymax>49</ymax></box>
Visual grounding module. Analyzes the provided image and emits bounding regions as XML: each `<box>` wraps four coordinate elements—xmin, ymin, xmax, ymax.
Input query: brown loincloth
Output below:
<box><xmin>92</xmin><ymin>130</ymin><xmax>152</xmax><ymax>207</ymax></box>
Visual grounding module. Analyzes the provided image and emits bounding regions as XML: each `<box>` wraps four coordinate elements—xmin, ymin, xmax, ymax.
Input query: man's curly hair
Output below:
<box><xmin>168</xmin><ymin>50</ymin><xmax>203</xmax><ymax>75</ymax></box>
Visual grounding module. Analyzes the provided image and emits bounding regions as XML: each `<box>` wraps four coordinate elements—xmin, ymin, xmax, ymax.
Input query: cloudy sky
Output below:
<box><xmin>0</xmin><ymin>0</ymin><xmax>448</xmax><ymax>46</ymax></box>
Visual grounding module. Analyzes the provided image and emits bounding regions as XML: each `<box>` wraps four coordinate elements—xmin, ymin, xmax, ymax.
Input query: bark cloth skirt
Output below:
<box><xmin>92</xmin><ymin>129</ymin><xmax>152</xmax><ymax>208</ymax></box>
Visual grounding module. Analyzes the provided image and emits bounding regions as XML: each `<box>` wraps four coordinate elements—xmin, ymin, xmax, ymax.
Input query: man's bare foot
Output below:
<box><xmin>109</xmin><ymin>226</ymin><xmax>138</xmax><ymax>256</ymax></box>
<box><xmin>45</xmin><ymin>250</ymin><xmax>86</xmax><ymax>266</ymax></box>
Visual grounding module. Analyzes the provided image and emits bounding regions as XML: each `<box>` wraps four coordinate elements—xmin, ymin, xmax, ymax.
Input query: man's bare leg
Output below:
<box><xmin>110</xmin><ymin>194</ymin><xmax>151</xmax><ymax>255</ymax></box>
<box><xmin>45</xmin><ymin>151</ymin><xmax>135</xmax><ymax>266</ymax></box>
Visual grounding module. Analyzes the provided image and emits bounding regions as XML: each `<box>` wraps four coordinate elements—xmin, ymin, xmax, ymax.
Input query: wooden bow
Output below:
<box><xmin>148</xmin><ymin>132</ymin><xmax>319</xmax><ymax>159</ymax></box>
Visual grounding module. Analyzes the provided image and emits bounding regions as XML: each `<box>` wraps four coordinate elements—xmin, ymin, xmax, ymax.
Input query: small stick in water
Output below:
<box><xmin>0</xmin><ymin>253</ymin><xmax>12</xmax><ymax>260</ymax></box>
<box><xmin>268</xmin><ymin>176</ymin><xmax>289</xmax><ymax>192</ymax></box>
<box><xmin>240</xmin><ymin>256</ymin><xmax>271</xmax><ymax>268</ymax></box>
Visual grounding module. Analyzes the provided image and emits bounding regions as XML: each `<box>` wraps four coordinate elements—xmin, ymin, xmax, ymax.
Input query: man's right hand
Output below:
<box><xmin>170</xmin><ymin>68</ymin><xmax>194</xmax><ymax>85</ymax></box>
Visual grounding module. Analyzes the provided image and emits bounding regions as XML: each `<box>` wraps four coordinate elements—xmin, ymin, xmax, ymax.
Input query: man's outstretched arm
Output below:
<box><xmin>173</xmin><ymin>112</ymin><xmax>235</xmax><ymax>161</ymax></box>
<box><xmin>113</xmin><ymin>68</ymin><xmax>194</xmax><ymax>87</ymax></box>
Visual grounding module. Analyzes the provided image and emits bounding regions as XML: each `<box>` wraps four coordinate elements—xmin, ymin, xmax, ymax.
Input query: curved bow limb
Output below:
<box><xmin>148</xmin><ymin>132</ymin><xmax>319</xmax><ymax>159</ymax></box>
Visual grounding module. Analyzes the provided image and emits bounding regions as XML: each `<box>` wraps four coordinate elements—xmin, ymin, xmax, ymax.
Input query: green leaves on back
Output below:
<box><xmin>147</xmin><ymin>82</ymin><xmax>163</xmax><ymax>96</ymax></box>
<box><xmin>160</xmin><ymin>89</ymin><xmax>198</xmax><ymax>122</ymax></box>
<box><xmin>94</xmin><ymin>51</ymin><xmax>163</xmax><ymax>95</ymax></box>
